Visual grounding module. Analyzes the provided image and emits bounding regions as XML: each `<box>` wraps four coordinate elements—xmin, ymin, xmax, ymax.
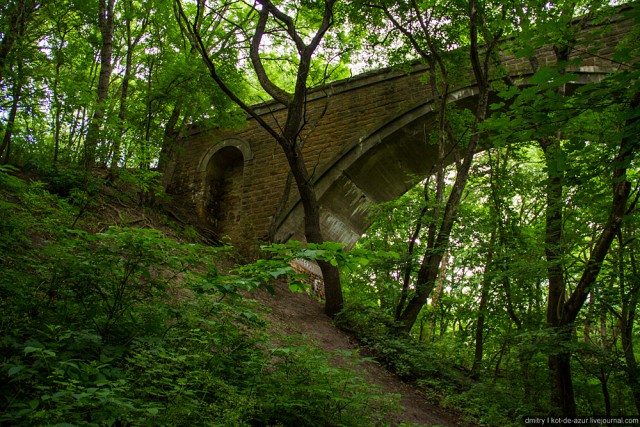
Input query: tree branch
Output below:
<box><xmin>250</xmin><ymin>6</ymin><xmax>291</xmax><ymax>105</ymax></box>
<box><xmin>174</xmin><ymin>0</ymin><xmax>283</xmax><ymax>143</ymax></box>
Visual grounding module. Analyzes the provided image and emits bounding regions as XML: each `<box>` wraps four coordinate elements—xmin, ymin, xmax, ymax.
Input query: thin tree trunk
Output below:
<box><xmin>428</xmin><ymin>252</ymin><xmax>448</xmax><ymax>341</ymax></box>
<box><xmin>397</xmin><ymin>0</ymin><xmax>500</xmax><ymax>332</ymax></box>
<box><xmin>622</xmin><ymin>307</ymin><xmax>640</xmax><ymax>413</ymax></box>
<box><xmin>110</xmin><ymin>18</ymin><xmax>132</xmax><ymax>170</ymax></box>
<box><xmin>51</xmin><ymin>31</ymin><xmax>66</xmax><ymax>163</ymax></box>
<box><xmin>599</xmin><ymin>314</ymin><xmax>613</xmax><ymax>418</ymax></box>
<box><xmin>620</xmin><ymin>231</ymin><xmax>640</xmax><ymax>414</ymax></box>
<box><xmin>84</xmin><ymin>0</ymin><xmax>115</xmax><ymax>169</ymax></box>
<box><xmin>140</xmin><ymin>55</ymin><xmax>155</xmax><ymax>169</ymax></box>
<box><xmin>601</xmin><ymin>379</ymin><xmax>611</xmax><ymax>418</ymax></box>
<box><xmin>158</xmin><ymin>103</ymin><xmax>183</xmax><ymax>190</ymax></box>
<box><xmin>69</xmin><ymin>57</ymin><xmax>98</xmax><ymax>163</ymax></box>
<box><xmin>471</xmin><ymin>233</ymin><xmax>496</xmax><ymax>379</ymax></box>
<box><xmin>398</xmin><ymin>84</ymin><xmax>490</xmax><ymax>331</ymax></box>
<box><xmin>111</xmin><ymin>0</ymin><xmax>147</xmax><ymax>174</ymax></box>
<box><xmin>494</xmin><ymin>343</ymin><xmax>507</xmax><ymax>379</ymax></box>
<box><xmin>0</xmin><ymin>56</ymin><xmax>23</xmax><ymax>163</ymax></box>
<box><xmin>396</xmin><ymin>180</ymin><xmax>432</xmax><ymax>319</ymax></box>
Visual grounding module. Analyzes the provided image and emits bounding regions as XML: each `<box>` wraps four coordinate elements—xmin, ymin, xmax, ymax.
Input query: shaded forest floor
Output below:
<box><xmin>100</xmin><ymin>172</ymin><xmax>473</xmax><ymax>425</ymax></box>
<box><xmin>3</xmin><ymin>166</ymin><xmax>473</xmax><ymax>426</ymax></box>
<box><xmin>252</xmin><ymin>280</ymin><xmax>471</xmax><ymax>427</ymax></box>
<box><xmin>100</xmin><ymin>174</ymin><xmax>474</xmax><ymax>426</ymax></box>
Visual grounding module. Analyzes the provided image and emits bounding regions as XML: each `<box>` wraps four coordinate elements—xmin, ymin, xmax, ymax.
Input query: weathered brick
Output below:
<box><xmin>166</xmin><ymin>12</ymin><xmax>633</xmax><ymax>244</ymax></box>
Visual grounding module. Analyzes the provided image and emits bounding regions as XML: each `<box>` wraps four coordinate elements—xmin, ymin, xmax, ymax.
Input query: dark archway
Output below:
<box><xmin>202</xmin><ymin>145</ymin><xmax>245</xmax><ymax>238</ymax></box>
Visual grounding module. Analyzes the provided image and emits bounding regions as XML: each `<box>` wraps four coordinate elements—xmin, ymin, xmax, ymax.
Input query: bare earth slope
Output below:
<box><xmin>252</xmin><ymin>280</ymin><xmax>471</xmax><ymax>427</ymax></box>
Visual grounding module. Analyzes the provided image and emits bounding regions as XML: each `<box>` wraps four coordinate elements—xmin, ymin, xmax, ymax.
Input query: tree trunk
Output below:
<box><xmin>428</xmin><ymin>251</ymin><xmax>448</xmax><ymax>341</ymax></box>
<box><xmin>620</xmin><ymin>230</ymin><xmax>640</xmax><ymax>414</ymax></box>
<box><xmin>396</xmin><ymin>0</ymin><xmax>497</xmax><ymax>332</ymax></box>
<box><xmin>601</xmin><ymin>378</ymin><xmax>611</xmax><ymax>418</ymax></box>
<box><xmin>471</xmin><ymin>280</ymin><xmax>489</xmax><ymax>379</ymax></box>
<box><xmin>51</xmin><ymin>28</ymin><xmax>68</xmax><ymax>163</ymax></box>
<box><xmin>52</xmin><ymin>60</ymin><xmax>63</xmax><ymax>163</ymax></box>
<box><xmin>544</xmin><ymin>89</ymin><xmax>639</xmax><ymax>416</ymax></box>
<box><xmin>285</xmin><ymin>145</ymin><xmax>343</xmax><ymax>316</ymax></box>
<box><xmin>471</xmin><ymin>233</ymin><xmax>496</xmax><ymax>379</ymax></box>
<box><xmin>540</xmin><ymin>136</ymin><xmax>574</xmax><ymax>415</ymax></box>
<box><xmin>622</xmin><ymin>310</ymin><xmax>640</xmax><ymax>414</ymax></box>
<box><xmin>548</xmin><ymin>345</ymin><xmax>576</xmax><ymax>416</ymax></box>
<box><xmin>396</xmin><ymin>200</ymin><xmax>429</xmax><ymax>320</ymax></box>
<box><xmin>398</xmin><ymin>84</ymin><xmax>489</xmax><ymax>332</ymax></box>
<box><xmin>84</xmin><ymin>0</ymin><xmax>115</xmax><ymax>169</ymax></box>
<box><xmin>110</xmin><ymin>9</ymin><xmax>133</xmax><ymax>172</ymax></box>
<box><xmin>0</xmin><ymin>56</ymin><xmax>23</xmax><ymax>163</ymax></box>
<box><xmin>158</xmin><ymin>103</ymin><xmax>183</xmax><ymax>189</ymax></box>
<box><xmin>539</xmin><ymin>43</ymin><xmax>574</xmax><ymax>415</ymax></box>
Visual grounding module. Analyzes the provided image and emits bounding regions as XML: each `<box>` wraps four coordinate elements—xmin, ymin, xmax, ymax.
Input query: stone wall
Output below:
<box><xmin>165</xmin><ymin>9</ymin><xmax>634</xmax><ymax>245</ymax></box>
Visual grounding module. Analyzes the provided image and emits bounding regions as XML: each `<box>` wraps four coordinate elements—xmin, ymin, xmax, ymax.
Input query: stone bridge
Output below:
<box><xmin>165</xmin><ymin>9</ymin><xmax>634</xmax><ymax>247</ymax></box>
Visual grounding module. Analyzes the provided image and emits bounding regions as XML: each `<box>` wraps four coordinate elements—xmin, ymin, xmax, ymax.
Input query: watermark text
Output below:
<box><xmin>524</xmin><ymin>417</ymin><xmax>640</xmax><ymax>425</ymax></box>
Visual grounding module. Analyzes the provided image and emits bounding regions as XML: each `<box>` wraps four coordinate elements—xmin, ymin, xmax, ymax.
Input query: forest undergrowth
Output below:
<box><xmin>3</xmin><ymin>163</ymin><xmax>633</xmax><ymax>427</ymax></box>
<box><xmin>0</xmin><ymin>165</ymin><xmax>403</xmax><ymax>427</ymax></box>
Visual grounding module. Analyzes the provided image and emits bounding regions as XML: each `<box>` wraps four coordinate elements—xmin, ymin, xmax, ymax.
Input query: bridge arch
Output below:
<box><xmin>198</xmin><ymin>138</ymin><xmax>254</xmax><ymax>172</ymax></box>
<box><xmin>272</xmin><ymin>66</ymin><xmax>615</xmax><ymax>246</ymax></box>
<box><xmin>197</xmin><ymin>138</ymin><xmax>253</xmax><ymax>239</ymax></box>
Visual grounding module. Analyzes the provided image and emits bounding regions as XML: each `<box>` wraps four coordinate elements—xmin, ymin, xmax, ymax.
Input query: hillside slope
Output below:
<box><xmin>0</xmin><ymin>167</ymin><xmax>470</xmax><ymax>426</ymax></box>
<box><xmin>253</xmin><ymin>280</ymin><xmax>470</xmax><ymax>427</ymax></box>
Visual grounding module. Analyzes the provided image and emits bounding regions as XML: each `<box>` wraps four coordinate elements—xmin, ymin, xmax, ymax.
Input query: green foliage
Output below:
<box><xmin>118</xmin><ymin>168</ymin><xmax>165</xmax><ymax>197</ymax></box>
<box><xmin>24</xmin><ymin>163</ymin><xmax>97</xmax><ymax>198</ymax></box>
<box><xmin>251</xmin><ymin>240</ymin><xmax>397</xmax><ymax>295</ymax></box>
<box><xmin>262</xmin><ymin>240</ymin><xmax>393</xmax><ymax>271</ymax></box>
<box><xmin>0</xmin><ymin>165</ymin><xmax>26</xmax><ymax>191</ymax></box>
<box><xmin>3</xmin><ymin>0</ymin><xmax>639</xmax><ymax>422</ymax></box>
<box><xmin>335</xmin><ymin>303</ymin><xmax>461</xmax><ymax>387</ymax></box>
<box><xmin>442</xmin><ymin>382</ymin><xmax>540</xmax><ymax>427</ymax></box>
<box><xmin>339</xmin><ymin>75</ymin><xmax>640</xmax><ymax>419</ymax></box>
<box><xmin>0</xmin><ymin>173</ymin><xmax>398</xmax><ymax>426</ymax></box>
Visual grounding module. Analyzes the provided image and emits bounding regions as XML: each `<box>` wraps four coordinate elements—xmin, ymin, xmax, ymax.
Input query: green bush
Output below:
<box><xmin>335</xmin><ymin>303</ymin><xmax>459</xmax><ymax>385</ymax></box>
<box><xmin>442</xmin><ymin>381</ymin><xmax>543</xmax><ymax>427</ymax></box>
<box><xmin>0</xmin><ymin>175</ymin><xmax>399</xmax><ymax>426</ymax></box>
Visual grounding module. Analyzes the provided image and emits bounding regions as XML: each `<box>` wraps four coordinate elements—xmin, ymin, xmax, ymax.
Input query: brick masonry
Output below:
<box><xmin>165</xmin><ymin>9</ymin><xmax>635</xmax><ymax>246</ymax></box>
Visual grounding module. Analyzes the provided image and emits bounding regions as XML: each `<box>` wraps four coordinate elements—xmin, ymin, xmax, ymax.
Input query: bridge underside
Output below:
<box><xmin>272</xmin><ymin>92</ymin><xmax>477</xmax><ymax>246</ymax></box>
<box><xmin>271</xmin><ymin>72</ymin><xmax>611</xmax><ymax>247</ymax></box>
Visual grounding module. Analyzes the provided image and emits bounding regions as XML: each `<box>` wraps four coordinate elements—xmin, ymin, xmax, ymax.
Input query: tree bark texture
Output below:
<box><xmin>84</xmin><ymin>0</ymin><xmax>115</xmax><ymax>169</ymax></box>
<box><xmin>0</xmin><ymin>55</ymin><xmax>23</xmax><ymax>163</ymax></box>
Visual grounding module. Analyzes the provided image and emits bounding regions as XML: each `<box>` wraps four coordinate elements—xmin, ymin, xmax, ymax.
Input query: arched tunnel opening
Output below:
<box><xmin>203</xmin><ymin>146</ymin><xmax>245</xmax><ymax>238</ymax></box>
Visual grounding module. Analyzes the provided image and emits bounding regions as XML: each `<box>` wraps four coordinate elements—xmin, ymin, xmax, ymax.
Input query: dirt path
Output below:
<box><xmin>252</xmin><ymin>281</ymin><xmax>471</xmax><ymax>427</ymax></box>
